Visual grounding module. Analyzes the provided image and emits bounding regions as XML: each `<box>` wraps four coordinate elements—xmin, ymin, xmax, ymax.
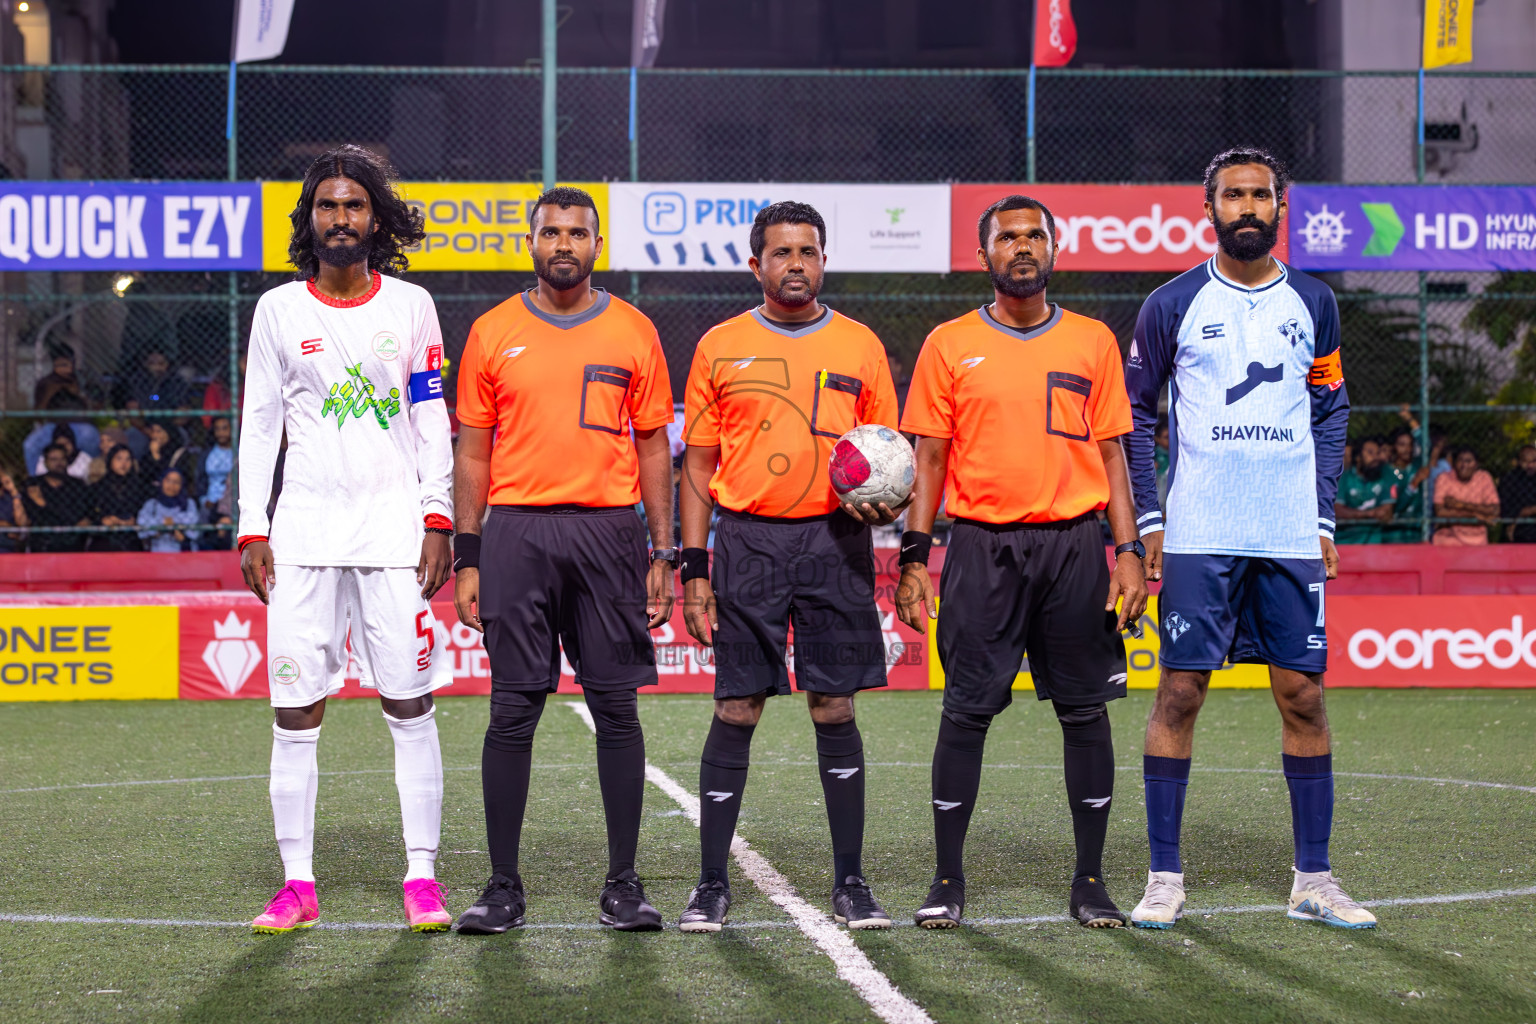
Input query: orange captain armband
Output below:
<box><xmin>1307</xmin><ymin>349</ymin><xmax>1344</xmax><ymax>390</ymax></box>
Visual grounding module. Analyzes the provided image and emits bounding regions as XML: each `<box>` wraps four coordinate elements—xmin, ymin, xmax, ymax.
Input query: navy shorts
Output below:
<box><xmin>936</xmin><ymin>514</ymin><xmax>1128</xmax><ymax>716</ymax></box>
<box><xmin>1157</xmin><ymin>553</ymin><xmax>1329</xmax><ymax>675</ymax></box>
<box><xmin>712</xmin><ymin>508</ymin><xmax>888</xmax><ymax>700</ymax></box>
<box><xmin>480</xmin><ymin>505</ymin><xmax>658</xmax><ymax>693</ymax></box>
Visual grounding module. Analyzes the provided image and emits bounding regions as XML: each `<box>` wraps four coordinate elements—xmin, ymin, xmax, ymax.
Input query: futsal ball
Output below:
<box><xmin>829</xmin><ymin>424</ymin><xmax>915</xmax><ymax>509</ymax></box>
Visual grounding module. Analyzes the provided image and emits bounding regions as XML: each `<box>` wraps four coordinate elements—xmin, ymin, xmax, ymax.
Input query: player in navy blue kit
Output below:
<box><xmin>1122</xmin><ymin>148</ymin><xmax>1374</xmax><ymax>929</ymax></box>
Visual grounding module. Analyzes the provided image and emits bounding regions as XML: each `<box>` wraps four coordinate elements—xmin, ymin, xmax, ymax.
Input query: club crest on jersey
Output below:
<box><xmin>1163</xmin><ymin>612</ymin><xmax>1191</xmax><ymax>643</ymax></box>
<box><xmin>321</xmin><ymin>363</ymin><xmax>401</xmax><ymax>430</ymax></box>
<box><xmin>1277</xmin><ymin>319</ymin><xmax>1308</xmax><ymax>347</ymax></box>
<box><xmin>372</xmin><ymin>331</ymin><xmax>402</xmax><ymax>361</ymax></box>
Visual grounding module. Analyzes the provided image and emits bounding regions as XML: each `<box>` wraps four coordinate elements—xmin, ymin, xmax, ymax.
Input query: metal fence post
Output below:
<box><xmin>542</xmin><ymin>0</ymin><xmax>557</xmax><ymax>190</ymax></box>
<box><xmin>227</xmin><ymin>61</ymin><xmax>242</xmax><ymax>524</ymax></box>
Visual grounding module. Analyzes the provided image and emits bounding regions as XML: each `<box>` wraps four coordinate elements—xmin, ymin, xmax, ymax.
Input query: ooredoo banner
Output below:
<box><xmin>1326</xmin><ymin>596</ymin><xmax>1536</xmax><ymax>687</ymax></box>
<box><xmin>951</xmin><ymin>184</ymin><xmax>1290</xmax><ymax>273</ymax></box>
<box><xmin>607</xmin><ymin>183</ymin><xmax>951</xmax><ymax>273</ymax></box>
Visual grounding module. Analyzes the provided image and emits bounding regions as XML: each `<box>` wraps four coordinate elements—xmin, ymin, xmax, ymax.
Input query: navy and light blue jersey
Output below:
<box><xmin>1124</xmin><ymin>258</ymin><xmax>1349</xmax><ymax>559</ymax></box>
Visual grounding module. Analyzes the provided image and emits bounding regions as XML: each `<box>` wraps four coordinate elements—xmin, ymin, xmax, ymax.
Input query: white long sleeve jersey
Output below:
<box><xmin>237</xmin><ymin>274</ymin><xmax>453</xmax><ymax>567</ymax></box>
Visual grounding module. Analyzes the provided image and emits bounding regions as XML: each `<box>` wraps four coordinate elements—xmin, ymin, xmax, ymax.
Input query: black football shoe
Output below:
<box><xmin>677</xmin><ymin>879</ymin><xmax>732</xmax><ymax>933</ymax></box>
<box><xmin>1070</xmin><ymin>874</ymin><xmax>1127</xmax><ymax>928</ymax></box>
<box><xmin>832</xmin><ymin>876</ymin><xmax>892</xmax><ymax>930</ymax></box>
<box><xmin>599</xmin><ymin>875</ymin><xmax>663</xmax><ymax>932</ymax></box>
<box><xmin>455</xmin><ymin>873</ymin><xmax>525</xmax><ymax>934</ymax></box>
<box><xmin>914</xmin><ymin>876</ymin><xmax>965</xmax><ymax>929</ymax></box>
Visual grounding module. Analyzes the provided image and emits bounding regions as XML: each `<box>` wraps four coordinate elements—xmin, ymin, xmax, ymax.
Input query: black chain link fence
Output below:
<box><xmin>2</xmin><ymin>66</ymin><xmax>1534</xmax><ymax>547</ymax></box>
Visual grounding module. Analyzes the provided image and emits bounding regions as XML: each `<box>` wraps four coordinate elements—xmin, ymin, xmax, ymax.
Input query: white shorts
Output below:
<box><xmin>266</xmin><ymin>565</ymin><xmax>453</xmax><ymax>708</ymax></box>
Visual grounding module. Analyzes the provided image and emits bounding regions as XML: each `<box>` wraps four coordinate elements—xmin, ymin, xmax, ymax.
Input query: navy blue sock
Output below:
<box><xmin>1282</xmin><ymin>753</ymin><xmax>1333</xmax><ymax>873</ymax></box>
<box><xmin>1143</xmin><ymin>755</ymin><xmax>1191</xmax><ymax>874</ymax></box>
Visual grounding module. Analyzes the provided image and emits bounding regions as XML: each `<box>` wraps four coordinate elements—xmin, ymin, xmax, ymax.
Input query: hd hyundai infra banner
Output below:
<box><xmin>0</xmin><ymin>182</ymin><xmax>261</xmax><ymax>271</ymax></box>
<box><xmin>1288</xmin><ymin>185</ymin><xmax>1536</xmax><ymax>272</ymax></box>
<box><xmin>951</xmin><ymin>184</ymin><xmax>1290</xmax><ymax>272</ymax></box>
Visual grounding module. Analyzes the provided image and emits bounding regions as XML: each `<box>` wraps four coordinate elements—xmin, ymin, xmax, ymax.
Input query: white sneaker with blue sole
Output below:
<box><xmin>1288</xmin><ymin>868</ymin><xmax>1377</xmax><ymax>928</ymax></box>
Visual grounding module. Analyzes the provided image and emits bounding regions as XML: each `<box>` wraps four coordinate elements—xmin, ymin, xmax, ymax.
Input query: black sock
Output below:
<box><xmin>587</xmin><ymin>689</ymin><xmax>645</xmax><ymax>881</ymax></box>
<box><xmin>931</xmin><ymin>709</ymin><xmax>991</xmax><ymax>886</ymax></box>
<box><xmin>482</xmin><ymin>689</ymin><xmax>547</xmax><ymax>883</ymax></box>
<box><xmin>814</xmin><ymin>718</ymin><xmax>865</xmax><ymax>883</ymax></box>
<box><xmin>1054</xmin><ymin>701</ymin><xmax>1115</xmax><ymax>884</ymax></box>
<box><xmin>698</xmin><ymin>715</ymin><xmax>755</xmax><ymax>885</ymax></box>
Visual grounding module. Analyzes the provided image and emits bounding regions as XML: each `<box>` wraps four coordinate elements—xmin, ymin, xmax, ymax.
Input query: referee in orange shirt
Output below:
<box><xmin>897</xmin><ymin>195</ymin><xmax>1148</xmax><ymax>929</ymax></box>
<box><xmin>675</xmin><ymin>201</ymin><xmax>901</xmax><ymax>933</ymax></box>
<box><xmin>451</xmin><ymin>188</ymin><xmax>676</xmax><ymax>934</ymax></box>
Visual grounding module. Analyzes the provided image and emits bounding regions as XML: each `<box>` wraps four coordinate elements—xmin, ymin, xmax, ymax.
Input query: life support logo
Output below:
<box><xmin>372</xmin><ymin>331</ymin><xmax>402</xmax><ymax>361</ymax></box>
<box><xmin>271</xmin><ymin>656</ymin><xmax>301</xmax><ymax>685</ymax></box>
<box><xmin>1347</xmin><ymin>617</ymin><xmax>1536</xmax><ymax>671</ymax></box>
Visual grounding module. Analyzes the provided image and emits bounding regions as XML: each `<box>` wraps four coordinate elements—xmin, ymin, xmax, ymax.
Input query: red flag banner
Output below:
<box><xmin>1033</xmin><ymin>0</ymin><xmax>1077</xmax><ymax>67</ymax></box>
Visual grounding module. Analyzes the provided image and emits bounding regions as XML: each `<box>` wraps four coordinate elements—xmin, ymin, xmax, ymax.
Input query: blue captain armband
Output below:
<box><xmin>408</xmin><ymin>370</ymin><xmax>443</xmax><ymax>402</ymax></box>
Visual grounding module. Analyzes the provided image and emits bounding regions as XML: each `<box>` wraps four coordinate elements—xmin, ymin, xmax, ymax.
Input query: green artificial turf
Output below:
<box><xmin>0</xmin><ymin>689</ymin><xmax>1532</xmax><ymax>1023</ymax></box>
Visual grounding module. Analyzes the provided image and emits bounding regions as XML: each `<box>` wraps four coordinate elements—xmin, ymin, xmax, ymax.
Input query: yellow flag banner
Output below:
<box><xmin>1422</xmin><ymin>0</ymin><xmax>1474</xmax><ymax>68</ymax></box>
<box><xmin>261</xmin><ymin>181</ymin><xmax>610</xmax><ymax>273</ymax></box>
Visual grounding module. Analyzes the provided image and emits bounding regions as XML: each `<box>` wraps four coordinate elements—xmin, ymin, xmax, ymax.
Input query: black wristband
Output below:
<box><xmin>899</xmin><ymin>531</ymin><xmax>933</xmax><ymax>566</ymax></box>
<box><xmin>680</xmin><ymin>547</ymin><xmax>709</xmax><ymax>584</ymax></box>
<box><xmin>452</xmin><ymin>533</ymin><xmax>481</xmax><ymax>572</ymax></box>
<box><xmin>424</xmin><ymin>526</ymin><xmax>452</xmax><ymax>537</ymax></box>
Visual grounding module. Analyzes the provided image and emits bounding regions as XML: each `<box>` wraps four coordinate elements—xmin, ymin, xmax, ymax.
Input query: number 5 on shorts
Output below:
<box><xmin>415</xmin><ymin>610</ymin><xmax>435</xmax><ymax>671</ymax></box>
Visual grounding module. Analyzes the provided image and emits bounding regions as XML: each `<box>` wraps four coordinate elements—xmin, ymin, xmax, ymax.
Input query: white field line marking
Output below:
<box><xmin>563</xmin><ymin>702</ymin><xmax>933</xmax><ymax>1024</ymax></box>
<box><xmin>5</xmin><ymin>885</ymin><xmax>1534</xmax><ymax>934</ymax></box>
<box><xmin>12</xmin><ymin>762</ymin><xmax>1536</xmax><ymax>797</ymax></box>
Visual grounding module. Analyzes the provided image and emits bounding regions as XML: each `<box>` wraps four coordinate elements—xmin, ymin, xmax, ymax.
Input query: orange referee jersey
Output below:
<box><xmin>685</xmin><ymin>307</ymin><xmax>899</xmax><ymax>518</ymax></box>
<box><xmin>457</xmin><ymin>290</ymin><xmax>674</xmax><ymax>507</ymax></box>
<box><xmin>900</xmin><ymin>304</ymin><xmax>1132</xmax><ymax>524</ymax></box>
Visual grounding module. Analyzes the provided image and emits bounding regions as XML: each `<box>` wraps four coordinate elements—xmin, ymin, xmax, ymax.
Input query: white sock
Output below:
<box><xmin>385</xmin><ymin>707</ymin><xmax>443</xmax><ymax>881</ymax></box>
<box><xmin>270</xmin><ymin>723</ymin><xmax>321</xmax><ymax>883</ymax></box>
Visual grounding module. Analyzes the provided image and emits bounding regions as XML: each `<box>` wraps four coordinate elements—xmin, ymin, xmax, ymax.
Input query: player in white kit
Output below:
<box><xmin>237</xmin><ymin>146</ymin><xmax>456</xmax><ymax>933</ymax></box>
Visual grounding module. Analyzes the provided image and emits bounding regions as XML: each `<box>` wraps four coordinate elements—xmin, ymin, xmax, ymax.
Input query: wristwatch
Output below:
<box><xmin>650</xmin><ymin>547</ymin><xmax>680</xmax><ymax>565</ymax></box>
<box><xmin>1114</xmin><ymin>539</ymin><xmax>1146</xmax><ymax>559</ymax></box>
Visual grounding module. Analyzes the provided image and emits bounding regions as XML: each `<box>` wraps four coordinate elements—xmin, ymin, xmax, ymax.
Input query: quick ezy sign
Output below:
<box><xmin>0</xmin><ymin>182</ymin><xmax>262</xmax><ymax>270</ymax></box>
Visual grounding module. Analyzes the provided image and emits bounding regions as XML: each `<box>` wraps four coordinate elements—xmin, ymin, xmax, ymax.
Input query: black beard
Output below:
<box><xmin>315</xmin><ymin>231</ymin><xmax>373</xmax><ymax>268</ymax></box>
<box><xmin>532</xmin><ymin>252</ymin><xmax>595</xmax><ymax>291</ymax></box>
<box><xmin>1360</xmin><ymin>462</ymin><xmax>1384</xmax><ymax>481</ymax></box>
<box><xmin>988</xmin><ymin>258</ymin><xmax>1051</xmax><ymax>299</ymax></box>
<box><xmin>764</xmin><ymin>272</ymin><xmax>820</xmax><ymax>308</ymax></box>
<box><xmin>1214</xmin><ymin>212</ymin><xmax>1280</xmax><ymax>262</ymax></box>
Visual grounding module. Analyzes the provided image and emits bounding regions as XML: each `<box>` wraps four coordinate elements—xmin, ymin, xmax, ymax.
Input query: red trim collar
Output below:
<box><xmin>307</xmin><ymin>272</ymin><xmax>382</xmax><ymax>308</ymax></box>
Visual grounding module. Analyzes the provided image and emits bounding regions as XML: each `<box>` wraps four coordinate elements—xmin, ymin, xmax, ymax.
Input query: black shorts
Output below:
<box><xmin>712</xmin><ymin>508</ymin><xmax>888</xmax><ymax>700</ymax></box>
<box><xmin>936</xmin><ymin>514</ymin><xmax>1127</xmax><ymax>716</ymax></box>
<box><xmin>480</xmin><ymin>505</ymin><xmax>657</xmax><ymax>693</ymax></box>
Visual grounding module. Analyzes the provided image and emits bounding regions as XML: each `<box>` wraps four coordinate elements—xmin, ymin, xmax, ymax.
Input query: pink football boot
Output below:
<box><xmin>252</xmin><ymin>881</ymin><xmax>319</xmax><ymax>934</ymax></box>
<box><xmin>403</xmin><ymin>878</ymin><xmax>452</xmax><ymax>933</ymax></box>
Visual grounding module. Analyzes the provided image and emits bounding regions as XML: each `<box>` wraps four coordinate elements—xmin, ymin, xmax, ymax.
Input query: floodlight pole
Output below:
<box><xmin>542</xmin><ymin>0</ymin><xmax>557</xmax><ymax>190</ymax></box>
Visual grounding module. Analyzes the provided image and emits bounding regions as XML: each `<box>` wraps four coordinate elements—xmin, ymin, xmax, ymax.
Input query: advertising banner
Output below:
<box><xmin>607</xmin><ymin>183</ymin><xmax>951</xmax><ymax>273</ymax></box>
<box><xmin>1327</xmin><ymin>596</ymin><xmax>1536</xmax><ymax>687</ymax></box>
<box><xmin>1288</xmin><ymin>185</ymin><xmax>1536</xmax><ymax>272</ymax></box>
<box><xmin>260</xmin><ymin>181</ymin><xmax>611</xmax><ymax>273</ymax></box>
<box><xmin>0</xmin><ymin>182</ymin><xmax>261</xmax><ymax>271</ymax></box>
<box><xmin>0</xmin><ymin>605</ymin><xmax>178</xmax><ymax>700</ymax></box>
<box><xmin>950</xmin><ymin>184</ymin><xmax>1290</xmax><ymax>273</ymax></box>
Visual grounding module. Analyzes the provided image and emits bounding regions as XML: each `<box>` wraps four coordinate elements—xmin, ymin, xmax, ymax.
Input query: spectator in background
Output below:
<box><xmin>30</xmin><ymin>424</ymin><xmax>92</xmax><ymax>481</ymax></box>
<box><xmin>33</xmin><ymin>347</ymin><xmax>84</xmax><ymax>409</ymax></box>
<box><xmin>201</xmin><ymin>417</ymin><xmax>234</xmax><ymax>511</ymax></box>
<box><xmin>1498</xmin><ymin>444</ymin><xmax>1536</xmax><ymax>544</ymax></box>
<box><xmin>88</xmin><ymin>426</ymin><xmax>132</xmax><ymax>484</ymax></box>
<box><xmin>23</xmin><ymin>444</ymin><xmax>91</xmax><ymax>552</ymax></box>
<box><xmin>1384</xmin><ymin>425</ymin><xmax>1425</xmax><ymax>541</ymax></box>
<box><xmin>1433</xmin><ymin>446</ymin><xmax>1499</xmax><ymax>546</ymax></box>
<box><xmin>22</xmin><ymin>392</ymin><xmax>100</xmax><ymax>472</ymax></box>
<box><xmin>88</xmin><ymin>444</ymin><xmax>146</xmax><ymax>552</ymax></box>
<box><xmin>202</xmin><ymin>461</ymin><xmax>236</xmax><ymax>551</ymax></box>
<box><xmin>1334</xmin><ymin>436</ymin><xmax>1397</xmax><ymax>544</ymax></box>
<box><xmin>139</xmin><ymin>421</ymin><xmax>197</xmax><ymax>495</ymax></box>
<box><xmin>201</xmin><ymin>351</ymin><xmax>247</xmax><ymax>428</ymax></box>
<box><xmin>0</xmin><ymin>465</ymin><xmax>29</xmax><ymax>552</ymax></box>
<box><xmin>137</xmin><ymin>469</ymin><xmax>198</xmax><ymax>552</ymax></box>
<box><xmin>1154</xmin><ymin>414</ymin><xmax>1171</xmax><ymax>508</ymax></box>
<box><xmin>1423</xmin><ymin>426</ymin><xmax>1452</xmax><ymax>512</ymax></box>
<box><xmin>121</xmin><ymin>348</ymin><xmax>191</xmax><ymax>414</ymax></box>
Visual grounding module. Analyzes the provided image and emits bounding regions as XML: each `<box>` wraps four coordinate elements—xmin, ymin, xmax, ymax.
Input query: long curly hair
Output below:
<box><xmin>287</xmin><ymin>145</ymin><xmax>426</xmax><ymax>280</ymax></box>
